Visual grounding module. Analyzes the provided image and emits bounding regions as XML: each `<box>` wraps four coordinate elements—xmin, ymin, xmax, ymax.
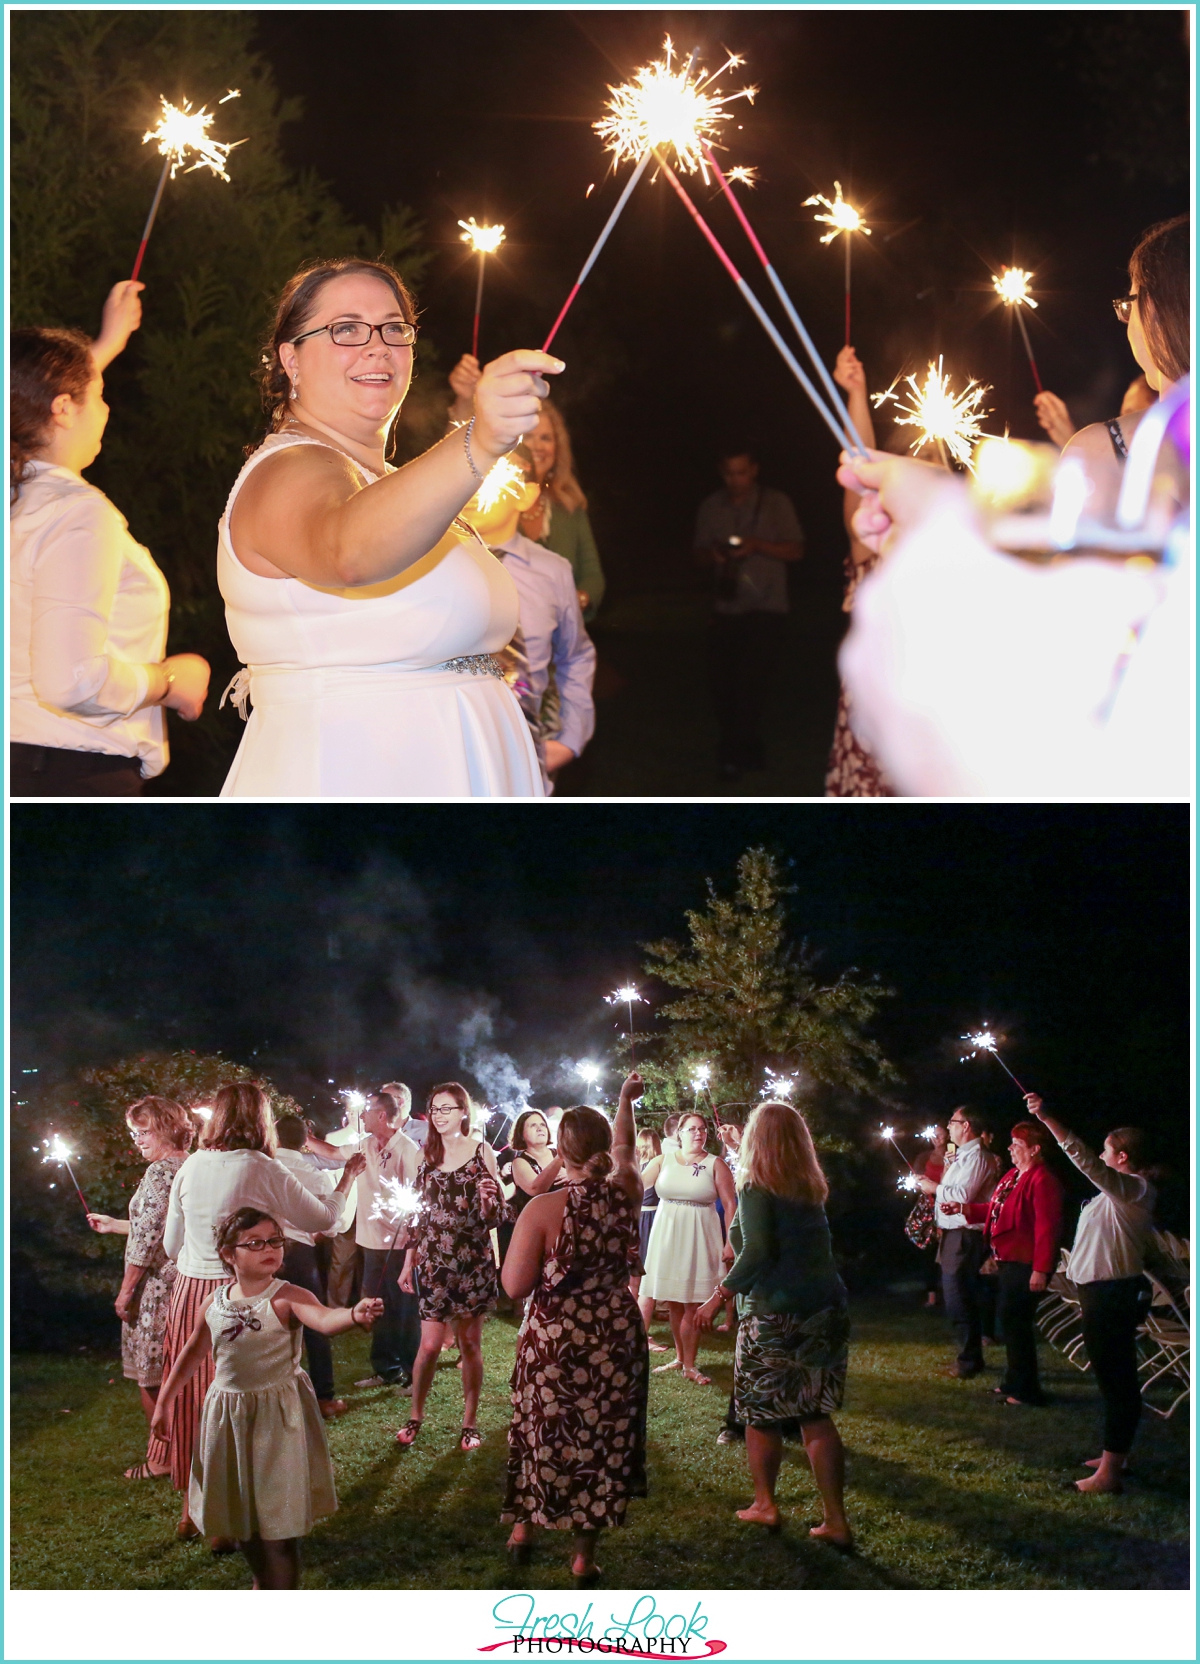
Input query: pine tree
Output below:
<box><xmin>641</xmin><ymin>847</ymin><xmax>898</xmax><ymax>1114</ymax></box>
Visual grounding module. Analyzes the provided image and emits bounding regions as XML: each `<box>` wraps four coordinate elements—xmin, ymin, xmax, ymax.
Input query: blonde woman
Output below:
<box><xmin>449</xmin><ymin>358</ymin><xmax>604</xmax><ymax>618</ymax></box>
<box><xmin>159</xmin><ymin>1082</ymin><xmax>362</xmax><ymax>1543</ymax></box>
<box><xmin>697</xmin><ymin>1101</ymin><xmax>852</xmax><ymax>1551</ymax></box>
<box><xmin>86</xmin><ymin>1095</ymin><xmax>197</xmax><ymax>1479</ymax></box>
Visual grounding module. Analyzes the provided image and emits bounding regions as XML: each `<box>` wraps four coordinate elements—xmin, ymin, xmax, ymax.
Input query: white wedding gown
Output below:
<box><xmin>217</xmin><ymin>432</ymin><xmax>544</xmax><ymax>798</ymax></box>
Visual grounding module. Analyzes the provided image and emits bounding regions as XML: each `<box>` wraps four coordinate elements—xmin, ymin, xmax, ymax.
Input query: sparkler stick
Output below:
<box><xmin>878</xmin><ymin>1124</ymin><xmax>917</xmax><ymax>1173</ymax></box>
<box><xmin>804</xmin><ymin>182</ymin><xmax>871</xmax><ymax>347</ymax></box>
<box><xmin>459</xmin><ymin>218</ymin><xmax>506</xmax><ymax>359</ymax></box>
<box><xmin>365</xmin><ymin>1176</ymin><xmax>426</xmax><ymax>1295</ymax></box>
<box><xmin>992</xmin><ymin>268</ymin><xmax>1043</xmax><ymax>393</ymax></box>
<box><xmin>606</xmin><ymin>984</ymin><xmax>646</xmax><ymax>1066</ymax></box>
<box><xmin>41</xmin><ymin>1136</ymin><xmax>91</xmax><ymax>1218</ymax></box>
<box><xmin>655</xmin><ymin>155</ymin><xmax>856</xmax><ymax>452</ymax></box>
<box><xmin>959</xmin><ymin>1030</ymin><xmax>1029</xmax><ymax>1097</ymax></box>
<box><xmin>544</xmin><ymin>39</ymin><xmax>748</xmax><ymax>351</ymax></box>
<box><xmin>700</xmin><ymin>143</ymin><xmax>866</xmax><ymax>458</ymax></box>
<box><xmin>131</xmin><ymin>94</ymin><xmax>244</xmax><ymax>280</ymax></box>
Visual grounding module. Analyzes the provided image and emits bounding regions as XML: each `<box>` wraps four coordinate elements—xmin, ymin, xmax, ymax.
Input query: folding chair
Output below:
<box><xmin>1138</xmin><ymin>1272</ymin><xmax>1190</xmax><ymax>1419</ymax></box>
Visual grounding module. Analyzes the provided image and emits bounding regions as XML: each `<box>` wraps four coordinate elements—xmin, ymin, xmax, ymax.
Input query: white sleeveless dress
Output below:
<box><xmin>641</xmin><ymin>1152</ymin><xmax>724</xmax><ymax>1305</ymax></box>
<box><xmin>217</xmin><ymin>432</ymin><xmax>544</xmax><ymax>797</ymax></box>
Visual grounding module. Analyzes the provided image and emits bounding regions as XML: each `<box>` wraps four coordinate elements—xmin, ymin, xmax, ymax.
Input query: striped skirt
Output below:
<box><xmin>160</xmin><ymin>1272</ymin><xmax>229</xmax><ymax>1493</ymax></box>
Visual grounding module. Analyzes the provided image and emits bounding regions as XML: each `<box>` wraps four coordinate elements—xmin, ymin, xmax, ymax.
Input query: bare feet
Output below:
<box><xmin>736</xmin><ymin>1502</ymin><xmax>781</xmax><ymax>1528</ymax></box>
<box><xmin>647</xmin><ymin>1338</ymin><xmax>670</xmax><ymax>1352</ymax></box>
<box><xmin>810</xmin><ymin>1521</ymin><xmax>855</xmax><ymax>1551</ymax></box>
<box><xmin>1074</xmin><ymin>1473</ymin><xmax>1124</xmax><ymax>1494</ymax></box>
<box><xmin>682</xmin><ymin>1366</ymin><xmax>712</xmax><ymax>1386</ymax></box>
<box><xmin>1084</xmin><ymin>1455</ymin><xmax>1129</xmax><ymax>1470</ymax></box>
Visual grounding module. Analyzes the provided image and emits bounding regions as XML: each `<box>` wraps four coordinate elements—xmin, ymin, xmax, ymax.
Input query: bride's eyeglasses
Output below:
<box><xmin>291</xmin><ymin>320</ymin><xmax>418</xmax><ymax>348</ymax></box>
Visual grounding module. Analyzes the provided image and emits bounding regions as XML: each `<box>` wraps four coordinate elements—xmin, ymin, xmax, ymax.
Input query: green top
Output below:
<box><xmin>538</xmin><ymin>500</ymin><xmax>606</xmax><ymax>619</ymax></box>
<box><xmin>723</xmin><ymin>1184</ymin><xmax>846</xmax><ymax>1318</ymax></box>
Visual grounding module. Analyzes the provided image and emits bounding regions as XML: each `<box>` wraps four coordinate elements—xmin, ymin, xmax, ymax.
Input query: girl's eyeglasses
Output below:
<box><xmin>234</xmin><ymin>1236</ymin><xmax>286</xmax><ymax>1252</ymax></box>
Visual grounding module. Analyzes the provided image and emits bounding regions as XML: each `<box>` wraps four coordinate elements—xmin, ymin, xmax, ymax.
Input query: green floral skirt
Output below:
<box><xmin>733</xmin><ymin>1305</ymin><xmax>850</xmax><ymax>1434</ymax></box>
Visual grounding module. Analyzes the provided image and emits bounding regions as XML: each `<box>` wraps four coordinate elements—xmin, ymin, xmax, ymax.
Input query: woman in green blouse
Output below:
<box><xmin>697</xmin><ymin>1101</ymin><xmax>853</xmax><ymax>1551</ymax></box>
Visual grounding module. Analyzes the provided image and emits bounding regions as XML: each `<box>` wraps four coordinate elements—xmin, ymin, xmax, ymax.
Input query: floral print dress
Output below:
<box><xmin>501</xmin><ymin>1178</ymin><xmax>649</xmax><ymax>1531</ymax></box>
<box><xmin>415</xmin><ymin>1145</ymin><xmax>508</xmax><ymax>1322</ymax></box>
<box><xmin>121</xmin><ymin>1154</ymin><xmax>186</xmax><ymax>1388</ymax></box>
<box><xmin>825</xmin><ymin>541</ymin><xmax>896</xmax><ymax>798</ymax></box>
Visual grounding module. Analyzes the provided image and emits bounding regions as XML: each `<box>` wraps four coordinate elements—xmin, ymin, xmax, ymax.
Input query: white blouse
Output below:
<box><xmin>9</xmin><ymin>462</ymin><xmax>169</xmax><ymax>775</ymax></box>
<box><xmin>163</xmin><ymin>1149</ymin><xmax>343</xmax><ymax>1279</ymax></box>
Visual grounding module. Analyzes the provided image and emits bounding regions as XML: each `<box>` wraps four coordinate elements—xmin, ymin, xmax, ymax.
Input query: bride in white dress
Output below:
<box><xmin>218</xmin><ymin>257</ymin><xmax>563</xmax><ymax>797</ymax></box>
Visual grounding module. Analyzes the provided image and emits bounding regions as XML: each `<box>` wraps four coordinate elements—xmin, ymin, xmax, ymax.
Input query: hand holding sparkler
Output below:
<box><xmin>350</xmin><ymin>1298</ymin><xmax>385</xmax><ymax>1329</ymax></box>
<box><xmin>91</xmin><ymin>281</ymin><xmax>145</xmax><ymax>372</ymax></box>
<box><xmin>470</xmin><ymin>350</ymin><xmax>565</xmax><ymax>464</ymax></box>
<box><xmin>836</xmin><ymin>448</ymin><xmax>959</xmax><ymax>559</ymax></box>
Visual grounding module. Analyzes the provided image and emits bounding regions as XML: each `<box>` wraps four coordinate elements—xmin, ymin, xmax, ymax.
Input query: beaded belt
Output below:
<box><xmin>435</xmin><ymin>653</ymin><xmax>504</xmax><ymax>680</ymax></box>
<box><xmin>220</xmin><ymin>654</ymin><xmax>504</xmax><ymax>719</ymax></box>
<box><xmin>661</xmin><ymin>1197</ymin><xmax>712</xmax><ymax>1208</ymax></box>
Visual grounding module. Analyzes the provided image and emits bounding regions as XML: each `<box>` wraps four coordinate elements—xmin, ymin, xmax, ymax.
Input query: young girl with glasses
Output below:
<box><xmin>152</xmin><ymin>1208</ymin><xmax>382</xmax><ymax>1588</ymax></box>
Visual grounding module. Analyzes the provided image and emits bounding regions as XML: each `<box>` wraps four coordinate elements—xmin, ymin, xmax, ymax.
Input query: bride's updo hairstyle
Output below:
<box><xmin>556</xmin><ymin>1107</ymin><xmax>613</xmax><ymax>1180</ymax></box>
<box><xmin>256</xmin><ymin>257</ymin><xmax>418</xmax><ymax>437</ymax></box>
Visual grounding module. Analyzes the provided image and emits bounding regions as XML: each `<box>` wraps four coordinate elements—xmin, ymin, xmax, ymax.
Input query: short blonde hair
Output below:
<box><xmin>126</xmin><ymin>1096</ymin><xmax>196</xmax><ymax>1153</ymax></box>
<box><xmin>739</xmin><ymin>1101</ymin><xmax>828</xmax><ymax>1206</ymax></box>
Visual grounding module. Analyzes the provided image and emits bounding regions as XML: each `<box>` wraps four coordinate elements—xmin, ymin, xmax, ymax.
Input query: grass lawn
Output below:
<box><xmin>10</xmin><ymin>1296</ymin><xmax>1188</xmax><ymax>1591</ymax></box>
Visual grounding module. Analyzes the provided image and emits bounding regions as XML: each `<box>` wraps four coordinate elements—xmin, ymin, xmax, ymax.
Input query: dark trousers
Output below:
<box><xmin>361</xmin><ymin>1246</ymin><xmax>420</xmax><ymax>1382</ymax></box>
<box><xmin>10</xmin><ymin>742</ymin><xmax>143</xmax><ymax>797</ymax></box>
<box><xmin>940</xmin><ymin>1229</ymin><xmax>988</xmax><ymax>1368</ymax></box>
<box><xmin>708</xmin><ymin>612</ymin><xmax>788</xmax><ymax>771</ymax></box>
<box><xmin>281</xmin><ymin>1241</ymin><xmax>334</xmax><ymax>1401</ymax></box>
<box><xmin>1079</xmin><ymin>1276</ymin><xmax>1149</xmax><ymax>1455</ymax></box>
<box><xmin>996</xmin><ymin>1260</ymin><xmax>1045</xmax><ymax>1402</ymax></box>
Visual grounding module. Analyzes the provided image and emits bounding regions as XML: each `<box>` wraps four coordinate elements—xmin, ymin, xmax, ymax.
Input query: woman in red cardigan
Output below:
<box><xmin>944</xmin><ymin>1120</ymin><xmax>1064</xmax><ymax>1406</ymax></box>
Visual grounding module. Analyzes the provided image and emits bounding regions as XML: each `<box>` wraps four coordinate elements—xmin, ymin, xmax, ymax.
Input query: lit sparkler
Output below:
<box><xmin>544</xmin><ymin>39</ymin><xmax>751</xmax><ymax>350</ymax></box>
<box><xmin>577</xmin><ymin>1061</ymin><xmax>603</xmax><ymax>1088</ymax></box>
<box><xmin>606</xmin><ymin>983</ymin><xmax>646</xmax><ymax>1066</ymax></box>
<box><xmin>691</xmin><ymin>1063</ymin><xmax>712</xmax><ymax>1091</ymax></box>
<box><xmin>698</xmin><ymin>142</ymin><xmax>865</xmax><ymax>456</ymax></box>
<box><xmin>804</xmin><ymin>181</ymin><xmax>871</xmax><ymax>346</ymax></box>
<box><xmin>458</xmin><ymin>217</ymin><xmax>506</xmax><ymax>358</ymax></box>
<box><xmin>991</xmin><ymin>266</ymin><xmax>1044</xmax><ymax>393</ymax></box>
<box><xmin>467</xmin><ymin>452</ymin><xmax>528</xmax><ymax>516</ymax></box>
<box><xmin>726</xmin><ymin>166</ymin><xmax>758</xmax><ymax>188</ymax></box>
<box><xmin>366</xmin><ymin>1174</ymin><xmax>426</xmax><ymax>1293</ymax></box>
<box><xmin>897</xmin><ymin>1172</ymin><xmax>922</xmax><ymax>1193</ymax></box>
<box><xmin>960</xmin><ymin>1029</ymin><xmax>1028</xmax><ymax>1096</ymax></box>
<box><xmin>873</xmin><ymin>357</ymin><xmax>993</xmax><ymax>470</ymax></box>
<box><xmin>41</xmin><ymin>1135</ymin><xmax>91</xmax><ymax>1218</ymax></box>
<box><xmin>878</xmin><ymin>1123</ymin><xmax>916</xmax><ymax>1173</ymax></box>
<box><xmin>132</xmin><ymin>92</ymin><xmax>245</xmax><ymax>280</ymax></box>
<box><xmin>760</xmin><ymin>1069</ymin><xmax>797</xmax><ymax>1100</ymax></box>
<box><xmin>921</xmin><ymin>1124</ymin><xmax>940</xmax><ymax>1141</ymax></box>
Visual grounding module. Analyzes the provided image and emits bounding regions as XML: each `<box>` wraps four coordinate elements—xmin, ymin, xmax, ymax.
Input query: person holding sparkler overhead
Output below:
<box><xmin>217</xmin><ymin>257</ymin><xmax>564</xmax><ymax>798</ymax></box>
<box><xmin>396</xmin><ymin>1083</ymin><xmax>507</xmax><ymax>1451</ymax></box>
<box><xmin>10</xmin><ymin>284</ymin><xmax>211</xmax><ymax>796</ymax></box>
<box><xmin>1025</xmin><ymin>1094</ymin><xmax>1157</xmax><ymax>1494</ymax></box>
<box><xmin>500</xmin><ymin>1072</ymin><xmax>649</xmax><ymax>1588</ymax></box>
<box><xmin>917</xmin><ymin>1108</ymin><xmax>1000</xmax><ymax>1379</ymax></box>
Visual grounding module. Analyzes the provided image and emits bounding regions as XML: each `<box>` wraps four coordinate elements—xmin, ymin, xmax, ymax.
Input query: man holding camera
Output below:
<box><xmin>692</xmin><ymin>446</ymin><xmax>803</xmax><ymax>781</ymax></box>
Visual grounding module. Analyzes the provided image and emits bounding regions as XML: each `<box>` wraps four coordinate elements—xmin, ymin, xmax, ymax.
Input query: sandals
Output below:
<box><xmin>395</xmin><ymin>1418</ymin><xmax>423</xmax><ymax>1446</ymax></box>
<box><xmin>647</xmin><ymin>1338</ymin><xmax>670</xmax><ymax>1353</ymax></box>
<box><xmin>682</xmin><ymin>1367</ymin><xmax>712</xmax><ymax>1386</ymax></box>
<box><xmin>124</xmin><ymin>1461</ymin><xmax>168</xmax><ymax>1481</ymax></box>
<box><xmin>652</xmin><ymin>1358</ymin><xmax>680</xmax><ymax>1373</ymax></box>
<box><xmin>459</xmin><ymin>1426</ymin><xmax>483</xmax><ymax>1451</ymax></box>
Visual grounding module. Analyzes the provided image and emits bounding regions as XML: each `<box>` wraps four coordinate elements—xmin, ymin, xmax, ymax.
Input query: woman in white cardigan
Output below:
<box><xmin>9</xmin><ymin>282</ymin><xmax>210</xmax><ymax>795</ymax></box>
<box><xmin>161</xmin><ymin>1083</ymin><xmax>363</xmax><ymax>1545</ymax></box>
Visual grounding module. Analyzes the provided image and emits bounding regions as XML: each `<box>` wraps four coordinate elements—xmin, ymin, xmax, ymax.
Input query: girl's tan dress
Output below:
<box><xmin>189</xmin><ymin>1278</ymin><xmax>336</xmax><ymax>1541</ymax></box>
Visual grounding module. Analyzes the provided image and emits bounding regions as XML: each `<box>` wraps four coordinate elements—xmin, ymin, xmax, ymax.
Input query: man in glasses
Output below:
<box><xmin>918</xmin><ymin>1107</ymin><xmax>1001</xmax><ymax>1378</ymax></box>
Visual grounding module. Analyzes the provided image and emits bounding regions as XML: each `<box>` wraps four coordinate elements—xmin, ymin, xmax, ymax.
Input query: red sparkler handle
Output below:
<box><xmin>471</xmin><ymin>252</ymin><xmax>485</xmax><ymax>359</ymax></box>
<box><xmin>130</xmin><ymin>156</ymin><xmax>172</xmax><ymax>282</ymax></box>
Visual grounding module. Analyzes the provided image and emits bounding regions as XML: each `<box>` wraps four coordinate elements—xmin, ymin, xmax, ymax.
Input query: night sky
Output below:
<box><xmin>11</xmin><ymin>804</ymin><xmax>1189</xmax><ymax>1179</ymax></box>
<box><xmin>251</xmin><ymin>8</ymin><xmax>1188</xmax><ymax>598</ymax></box>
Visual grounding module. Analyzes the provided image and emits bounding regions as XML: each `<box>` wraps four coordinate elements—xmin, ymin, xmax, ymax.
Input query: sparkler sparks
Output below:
<box><xmin>458</xmin><ymin>217</ymin><xmax>506</xmax><ymax>256</ymax></box>
<box><xmin>921</xmin><ymin>1125</ymin><xmax>940</xmax><ymax>1141</ymax></box>
<box><xmin>726</xmin><ymin>166</ymin><xmax>759</xmax><ymax>188</ymax></box>
<box><xmin>804</xmin><ymin>180</ymin><xmax>870</xmax><ymax>245</ymax></box>
<box><xmin>142</xmin><ymin>94</ymin><xmax>245</xmax><ymax>181</ymax></box>
<box><xmin>898</xmin><ymin>1172</ymin><xmax>922</xmax><ymax>1193</ymax></box>
<box><xmin>873</xmin><ymin>357</ymin><xmax>993</xmax><ymax>469</ymax></box>
<box><xmin>691</xmin><ymin>1063</ymin><xmax>712</xmax><ymax>1090</ymax></box>
<box><xmin>461</xmin><ymin>452</ymin><xmax>529</xmax><ymax>517</ymax></box>
<box><xmin>992</xmin><ymin>266</ymin><xmax>1038</xmax><ymax>309</ymax></box>
<box><xmin>607</xmin><ymin>985</ymin><xmax>645</xmax><ymax>1007</ymax></box>
<box><xmin>593</xmin><ymin>36</ymin><xmax>756</xmax><ymax>180</ymax></box>
<box><xmin>368</xmin><ymin>1176</ymin><xmax>426</xmax><ymax>1230</ymax></box>
<box><xmin>959</xmin><ymin>1029</ymin><xmax>999</xmax><ymax>1061</ymax></box>
<box><xmin>761</xmin><ymin>1069</ymin><xmax>797</xmax><ymax>1099</ymax></box>
<box><xmin>577</xmin><ymin>1061</ymin><xmax>603</xmax><ymax>1087</ymax></box>
<box><xmin>42</xmin><ymin>1135</ymin><xmax>91</xmax><ymax>1216</ymax></box>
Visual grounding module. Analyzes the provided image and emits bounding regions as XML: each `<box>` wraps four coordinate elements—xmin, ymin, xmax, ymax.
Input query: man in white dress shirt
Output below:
<box><xmin>919</xmin><ymin>1106</ymin><xmax>1001</xmax><ymax>1378</ymax></box>
<box><xmin>354</xmin><ymin>1091</ymin><xmax>421</xmax><ymax>1389</ymax></box>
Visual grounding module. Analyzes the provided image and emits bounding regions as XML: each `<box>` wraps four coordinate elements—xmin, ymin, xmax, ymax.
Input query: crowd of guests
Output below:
<box><xmin>83</xmin><ymin>1067</ymin><xmax>1166</xmax><ymax>1587</ymax></box>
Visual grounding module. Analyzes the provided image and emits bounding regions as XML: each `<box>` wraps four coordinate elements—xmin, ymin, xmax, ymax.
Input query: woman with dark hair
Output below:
<box><xmin>10</xmin><ymin>283</ymin><xmax>210</xmax><ymax>795</ymax></box>
<box><xmin>217</xmin><ymin>257</ymin><xmax>563</xmax><ymax>797</ymax></box>
<box><xmin>509</xmin><ymin>1109</ymin><xmax>565</xmax><ymax>1211</ymax></box>
<box><xmin>1044</xmin><ymin>216</ymin><xmax>1189</xmax><ymax>521</ymax></box>
<box><xmin>500</xmin><ymin>1074</ymin><xmax>648</xmax><ymax>1587</ymax></box>
<box><xmin>697</xmin><ymin>1101</ymin><xmax>852</xmax><ymax>1550</ymax></box>
<box><xmin>159</xmin><ymin>1083</ymin><xmax>362</xmax><ymax>1543</ymax></box>
<box><xmin>86</xmin><ymin>1096</ymin><xmax>197</xmax><ymax>1479</ymax></box>
<box><xmin>397</xmin><ymin>1082</ymin><xmax>506</xmax><ymax>1450</ymax></box>
<box><xmin>1025</xmin><ymin>1094</ymin><xmax>1157</xmax><ymax>1494</ymax></box>
<box><xmin>945</xmin><ymin>1120</ymin><xmax>1064</xmax><ymax>1407</ymax></box>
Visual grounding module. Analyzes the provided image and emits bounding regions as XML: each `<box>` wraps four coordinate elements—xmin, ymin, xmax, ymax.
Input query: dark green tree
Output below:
<box><xmin>641</xmin><ymin>847</ymin><xmax>898</xmax><ymax>1120</ymax></box>
<box><xmin>11</xmin><ymin>12</ymin><xmax>432</xmax><ymax>793</ymax></box>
